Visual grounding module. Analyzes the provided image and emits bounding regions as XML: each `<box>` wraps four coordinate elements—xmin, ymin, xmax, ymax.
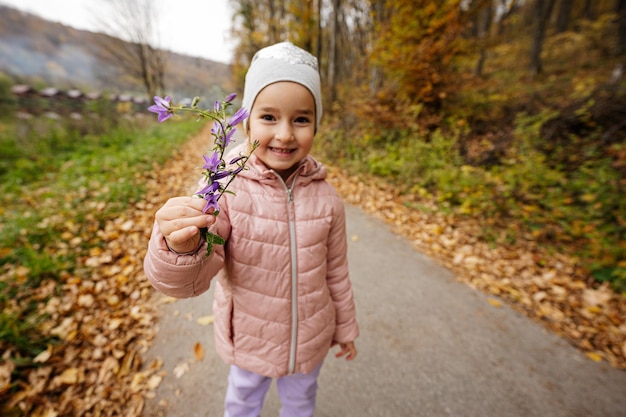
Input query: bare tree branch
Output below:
<box><xmin>93</xmin><ymin>0</ymin><xmax>167</xmax><ymax>98</ymax></box>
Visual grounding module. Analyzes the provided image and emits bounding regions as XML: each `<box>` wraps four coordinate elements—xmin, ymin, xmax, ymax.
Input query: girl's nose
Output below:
<box><xmin>275</xmin><ymin>121</ymin><xmax>293</xmax><ymax>142</ymax></box>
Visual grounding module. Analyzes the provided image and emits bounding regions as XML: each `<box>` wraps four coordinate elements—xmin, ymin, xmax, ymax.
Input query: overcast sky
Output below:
<box><xmin>0</xmin><ymin>0</ymin><xmax>235</xmax><ymax>64</ymax></box>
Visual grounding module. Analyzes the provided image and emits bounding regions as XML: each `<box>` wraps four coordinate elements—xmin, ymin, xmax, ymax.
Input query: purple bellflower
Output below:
<box><xmin>147</xmin><ymin>95</ymin><xmax>173</xmax><ymax>123</ymax></box>
<box><xmin>148</xmin><ymin>93</ymin><xmax>258</xmax><ymax>255</ymax></box>
<box><xmin>229</xmin><ymin>107</ymin><xmax>249</xmax><ymax>127</ymax></box>
<box><xmin>211</xmin><ymin>121</ymin><xmax>236</xmax><ymax>147</ymax></box>
<box><xmin>203</xmin><ymin>151</ymin><xmax>221</xmax><ymax>172</ymax></box>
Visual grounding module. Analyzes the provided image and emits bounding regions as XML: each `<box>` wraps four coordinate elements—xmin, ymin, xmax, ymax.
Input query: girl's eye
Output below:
<box><xmin>261</xmin><ymin>114</ymin><xmax>275</xmax><ymax>121</ymax></box>
<box><xmin>295</xmin><ymin>116</ymin><xmax>310</xmax><ymax>124</ymax></box>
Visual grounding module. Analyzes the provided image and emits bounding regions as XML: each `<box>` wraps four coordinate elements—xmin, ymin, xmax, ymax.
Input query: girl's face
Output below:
<box><xmin>248</xmin><ymin>81</ymin><xmax>316</xmax><ymax>181</ymax></box>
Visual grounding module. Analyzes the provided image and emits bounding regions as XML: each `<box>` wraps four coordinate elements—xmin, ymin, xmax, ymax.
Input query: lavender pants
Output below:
<box><xmin>223</xmin><ymin>362</ymin><xmax>323</xmax><ymax>417</ymax></box>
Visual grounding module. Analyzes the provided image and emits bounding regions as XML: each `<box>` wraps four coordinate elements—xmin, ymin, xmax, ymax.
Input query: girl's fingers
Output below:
<box><xmin>155</xmin><ymin>196</ymin><xmax>216</xmax><ymax>235</ymax></box>
<box><xmin>159</xmin><ymin>197</ymin><xmax>207</xmax><ymax>219</ymax></box>
<box><xmin>335</xmin><ymin>343</ymin><xmax>357</xmax><ymax>361</ymax></box>
<box><xmin>165</xmin><ymin>226</ymin><xmax>199</xmax><ymax>245</ymax></box>
<box><xmin>157</xmin><ymin>214</ymin><xmax>210</xmax><ymax>236</ymax></box>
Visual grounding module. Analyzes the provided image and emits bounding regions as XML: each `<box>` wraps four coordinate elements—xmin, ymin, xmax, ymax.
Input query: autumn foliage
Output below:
<box><xmin>369</xmin><ymin>0</ymin><xmax>464</xmax><ymax>107</ymax></box>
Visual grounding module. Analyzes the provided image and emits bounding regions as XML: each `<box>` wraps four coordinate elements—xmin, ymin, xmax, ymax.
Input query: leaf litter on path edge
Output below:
<box><xmin>4</xmin><ymin>122</ymin><xmax>625</xmax><ymax>416</ymax></box>
<box><xmin>324</xmin><ymin>167</ymin><xmax>626</xmax><ymax>370</ymax></box>
<box><xmin>1</xmin><ymin>124</ymin><xmax>214</xmax><ymax>416</ymax></box>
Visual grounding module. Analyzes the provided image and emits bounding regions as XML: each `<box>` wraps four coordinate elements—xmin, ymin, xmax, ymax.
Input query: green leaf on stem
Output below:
<box><xmin>199</xmin><ymin>227</ymin><xmax>225</xmax><ymax>256</ymax></box>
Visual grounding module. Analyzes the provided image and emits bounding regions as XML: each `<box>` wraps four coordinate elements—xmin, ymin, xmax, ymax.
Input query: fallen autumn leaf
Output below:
<box><xmin>194</xmin><ymin>342</ymin><xmax>205</xmax><ymax>361</ymax></box>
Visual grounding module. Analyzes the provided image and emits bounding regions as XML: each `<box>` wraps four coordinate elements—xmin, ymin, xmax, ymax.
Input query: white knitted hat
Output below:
<box><xmin>242</xmin><ymin>42</ymin><xmax>322</xmax><ymax>131</ymax></box>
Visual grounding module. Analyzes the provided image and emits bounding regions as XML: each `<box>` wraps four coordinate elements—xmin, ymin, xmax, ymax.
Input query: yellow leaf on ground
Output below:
<box><xmin>57</xmin><ymin>368</ymin><xmax>80</xmax><ymax>385</ymax></box>
<box><xmin>33</xmin><ymin>346</ymin><xmax>53</xmax><ymax>364</ymax></box>
<box><xmin>147</xmin><ymin>374</ymin><xmax>163</xmax><ymax>390</ymax></box>
<box><xmin>173</xmin><ymin>362</ymin><xmax>189</xmax><ymax>379</ymax></box>
<box><xmin>15</xmin><ymin>265</ymin><xmax>30</xmax><ymax>280</ymax></box>
<box><xmin>196</xmin><ymin>315</ymin><xmax>214</xmax><ymax>326</ymax></box>
<box><xmin>585</xmin><ymin>352</ymin><xmax>604</xmax><ymax>362</ymax></box>
<box><xmin>160</xmin><ymin>296</ymin><xmax>178</xmax><ymax>304</ymax></box>
<box><xmin>130</xmin><ymin>371</ymin><xmax>150</xmax><ymax>393</ymax></box>
<box><xmin>34</xmin><ymin>409</ymin><xmax>59</xmax><ymax>417</ymax></box>
<box><xmin>487</xmin><ymin>298</ymin><xmax>502</xmax><ymax>307</ymax></box>
<box><xmin>0</xmin><ymin>360</ymin><xmax>16</xmax><ymax>394</ymax></box>
<box><xmin>586</xmin><ymin>306</ymin><xmax>602</xmax><ymax>314</ymax></box>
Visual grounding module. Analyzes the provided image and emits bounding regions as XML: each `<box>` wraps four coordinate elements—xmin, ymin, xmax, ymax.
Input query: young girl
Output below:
<box><xmin>143</xmin><ymin>41</ymin><xmax>359</xmax><ymax>417</ymax></box>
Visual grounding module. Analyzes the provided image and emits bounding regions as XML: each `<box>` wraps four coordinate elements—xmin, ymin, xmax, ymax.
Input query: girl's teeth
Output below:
<box><xmin>273</xmin><ymin>148</ymin><xmax>291</xmax><ymax>153</ymax></box>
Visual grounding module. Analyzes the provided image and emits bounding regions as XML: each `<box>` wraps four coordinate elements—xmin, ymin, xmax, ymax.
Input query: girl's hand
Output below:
<box><xmin>155</xmin><ymin>196</ymin><xmax>216</xmax><ymax>253</ymax></box>
<box><xmin>334</xmin><ymin>341</ymin><xmax>357</xmax><ymax>361</ymax></box>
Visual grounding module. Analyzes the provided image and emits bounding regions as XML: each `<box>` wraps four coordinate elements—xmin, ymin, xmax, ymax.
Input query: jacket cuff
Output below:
<box><xmin>164</xmin><ymin>236</ymin><xmax>204</xmax><ymax>256</ymax></box>
<box><xmin>334</xmin><ymin>320</ymin><xmax>359</xmax><ymax>344</ymax></box>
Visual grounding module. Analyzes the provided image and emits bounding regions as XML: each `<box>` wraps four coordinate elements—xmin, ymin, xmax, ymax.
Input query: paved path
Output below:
<box><xmin>142</xmin><ymin>204</ymin><xmax>626</xmax><ymax>417</ymax></box>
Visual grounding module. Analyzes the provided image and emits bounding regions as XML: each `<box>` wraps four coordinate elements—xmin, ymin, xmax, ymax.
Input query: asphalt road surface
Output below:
<box><xmin>142</xmin><ymin>203</ymin><xmax>626</xmax><ymax>417</ymax></box>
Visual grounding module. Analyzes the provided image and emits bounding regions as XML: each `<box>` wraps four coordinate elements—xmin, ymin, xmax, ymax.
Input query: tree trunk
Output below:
<box><xmin>555</xmin><ymin>0</ymin><xmax>573</xmax><ymax>33</ymax></box>
<box><xmin>584</xmin><ymin>0</ymin><xmax>595</xmax><ymax>20</ymax></box>
<box><xmin>315</xmin><ymin>0</ymin><xmax>322</xmax><ymax>62</ymax></box>
<box><xmin>497</xmin><ymin>0</ymin><xmax>518</xmax><ymax>35</ymax></box>
<box><xmin>529</xmin><ymin>0</ymin><xmax>556</xmax><ymax>76</ymax></box>
<box><xmin>614</xmin><ymin>0</ymin><xmax>626</xmax><ymax>85</ymax></box>
<box><xmin>268</xmin><ymin>0</ymin><xmax>279</xmax><ymax>43</ymax></box>
<box><xmin>616</xmin><ymin>0</ymin><xmax>626</xmax><ymax>56</ymax></box>
<box><xmin>302</xmin><ymin>0</ymin><xmax>314</xmax><ymax>52</ymax></box>
<box><xmin>368</xmin><ymin>0</ymin><xmax>387</xmax><ymax>95</ymax></box>
<box><xmin>474</xmin><ymin>3</ymin><xmax>493</xmax><ymax>77</ymax></box>
<box><xmin>328</xmin><ymin>0</ymin><xmax>340</xmax><ymax>103</ymax></box>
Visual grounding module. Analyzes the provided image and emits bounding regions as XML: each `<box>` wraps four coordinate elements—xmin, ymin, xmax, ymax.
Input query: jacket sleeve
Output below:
<box><xmin>143</xmin><ymin>219</ymin><xmax>227</xmax><ymax>299</ymax></box>
<box><xmin>326</xmin><ymin>196</ymin><xmax>359</xmax><ymax>343</ymax></box>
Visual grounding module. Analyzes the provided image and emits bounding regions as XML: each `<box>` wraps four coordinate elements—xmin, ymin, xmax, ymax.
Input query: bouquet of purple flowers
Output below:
<box><xmin>148</xmin><ymin>93</ymin><xmax>257</xmax><ymax>255</ymax></box>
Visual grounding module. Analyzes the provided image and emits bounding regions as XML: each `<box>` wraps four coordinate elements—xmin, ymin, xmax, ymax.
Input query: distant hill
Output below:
<box><xmin>0</xmin><ymin>5</ymin><xmax>234</xmax><ymax>101</ymax></box>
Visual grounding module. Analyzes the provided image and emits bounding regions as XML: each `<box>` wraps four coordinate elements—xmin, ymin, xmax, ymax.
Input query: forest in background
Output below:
<box><xmin>228</xmin><ymin>0</ymin><xmax>626</xmax><ymax>292</ymax></box>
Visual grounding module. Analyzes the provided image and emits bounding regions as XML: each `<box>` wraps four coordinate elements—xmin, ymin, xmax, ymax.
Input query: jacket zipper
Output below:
<box><xmin>276</xmin><ymin>172</ymin><xmax>300</xmax><ymax>374</ymax></box>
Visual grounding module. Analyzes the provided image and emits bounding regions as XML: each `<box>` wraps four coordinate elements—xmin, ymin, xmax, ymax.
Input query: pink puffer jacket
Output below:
<box><xmin>143</xmin><ymin>145</ymin><xmax>359</xmax><ymax>378</ymax></box>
